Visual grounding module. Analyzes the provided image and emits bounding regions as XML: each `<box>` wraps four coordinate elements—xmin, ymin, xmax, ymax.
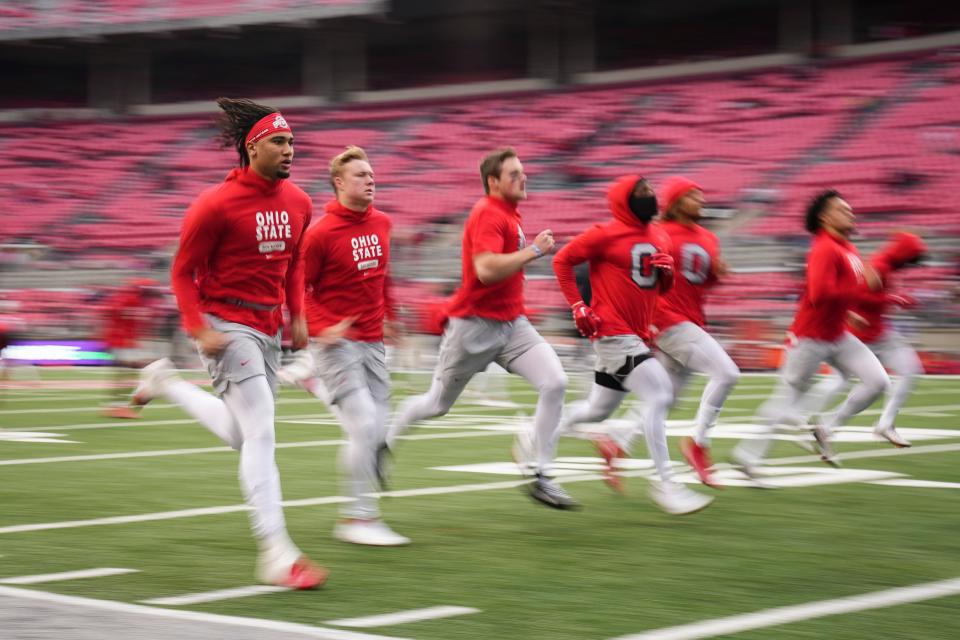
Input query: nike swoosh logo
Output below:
<box><xmin>240</xmin><ymin>360</ymin><xmax>250</xmax><ymax>366</ymax></box>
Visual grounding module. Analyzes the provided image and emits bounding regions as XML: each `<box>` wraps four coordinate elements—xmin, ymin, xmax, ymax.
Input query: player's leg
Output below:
<box><xmin>134</xmin><ymin>357</ymin><xmax>242</xmax><ymax>449</ymax></box>
<box><xmin>500</xmin><ymin>318</ymin><xmax>575</xmax><ymax>509</ymax></box>
<box><xmin>621</xmin><ymin>357</ymin><xmax>713</xmax><ymax>513</ymax></box>
<box><xmin>797</xmin><ymin>369</ymin><xmax>849</xmax><ymax>424</ymax></box>
<box><xmin>873</xmin><ymin>332</ymin><xmax>921</xmax><ymax>446</ymax></box>
<box><xmin>823</xmin><ymin>333</ymin><xmax>891</xmax><ymax>433</ymax></box>
<box><xmin>387</xmin><ymin>318</ymin><xmax>498</xmax><ymax>446</ymax></box>
<box><xmin>560</xmin><ymin>382</ymin><xmax>627</xmax><ymax>434</ymax></box>
<box><xmin>733</xmin><ymin>338</ymin><xmax>827</xmax><ymax>472</ymax></box>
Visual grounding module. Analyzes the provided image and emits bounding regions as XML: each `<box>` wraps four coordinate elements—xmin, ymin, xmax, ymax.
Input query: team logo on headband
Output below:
<box><xmin>273</xmin><ymin>114</ymin><xmax>288</xmax><ymax>129</ymax></box>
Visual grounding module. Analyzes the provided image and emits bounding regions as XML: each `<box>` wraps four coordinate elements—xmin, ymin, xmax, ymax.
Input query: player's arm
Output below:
<box><xmin>474</xmin><ymin>229</ymin><xmax>555</xmax><ymax>285</ymax></box>
<box><xmin>553</xmin><ymin>228</ymin><xmax>603</xmax><ymax>337</ymax></box>
<box><xmin>285</xmin><ymin>205</ymin><xmax>312</xmax><ymax>350</ymax></box>
<box><xmin>808</xmin><ymin>246</ymin><xmax>879</xmax><ymax>306</ymax></box>
<box><xmin>171</xmin><ymin>196</ymin><xmax>228</xmax><ymax>354</ymax></box>
<box><xmin>653</xmin><ymin>233</ymin><xmax>675</xmax><ymax>294</ymax></box>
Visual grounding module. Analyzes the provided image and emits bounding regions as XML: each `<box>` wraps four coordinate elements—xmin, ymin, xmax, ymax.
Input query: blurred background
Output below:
<box><xmin>0</xmin><ymin>0</ymin><xmax>958</xmax><ymax>377</ymax></box>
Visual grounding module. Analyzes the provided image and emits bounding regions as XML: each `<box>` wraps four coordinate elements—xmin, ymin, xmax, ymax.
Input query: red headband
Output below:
<box><xmin>245</xmin><ymin>112</ymin><xmax>292</xmax><ymax>145</ymax></box>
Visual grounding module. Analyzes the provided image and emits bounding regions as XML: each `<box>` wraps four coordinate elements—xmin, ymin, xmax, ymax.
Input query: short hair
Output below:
<box><xmin>805</xmin><ymin>189</ymin><xmax>841</xmax><ymax>234</ymax></box>
<box><xmin>479</xmin><ymin>147</ymin><xmax>518</xmax><ymax>195</ymax></box>
<box><xmin>329</xmin><ymin>145</ymin><xmax>369</xmax><ymax>193</ymax></box>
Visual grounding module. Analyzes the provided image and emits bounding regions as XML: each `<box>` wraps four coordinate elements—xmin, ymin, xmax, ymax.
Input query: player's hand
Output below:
<box><xmin>315</xmin><ymin>316</ymin><xmax>356</xmax><ymax>346</ymax></box>
<box><xmin>714</xmin><ymin>257</ymin><xmax>730</xmax><ymax>278</ymax></box>
<box><xmin>651</xmin><ymin>252</ymin><xmax>674</xmax><ymax>273</ymax></box>
<box><xmin>571</xmin><ymin>301</ymin><xmax>601</xmax><ymax>338</ymax></box>
<box><xmin>885</xmin><ymin>293</ymin><xmax>917</xmax><ymax>309</ymax></box>
<box><xmin>533</xmin><ymin>229</ymin><xmax>556</xmax><ymax>256</ymax></box>
<box><xmin>383</xmin><ymin>319</ymin><xmax>402</xmax><ymax>345</ymax></box>
<box><xmin>290</xmin><ymin>315</ymin><xmax>309</xmax><ymax>350</ymax></box>
<box><xmin>863</xmin><ymin>263</ymin><xmax>881</xmax><ymax>291</ymax></box>
<box><xmin>194</xmin><ymin>327</ymin><xmax>230</xmax><ymax>356</ymax></box>
<box><xmin>847</xmin><ymin>310</ymin><xmax>870</xmax><ymax>331</ymax></box>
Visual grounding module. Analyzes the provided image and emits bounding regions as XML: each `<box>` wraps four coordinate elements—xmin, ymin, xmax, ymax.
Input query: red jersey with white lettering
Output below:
<box><xmin>553</xmin><ymin>175</ymin><xmax>673</xmax><ymax>341</ymax></box>
<box><xmin>653</xmin><ymin>220</ymin><xmax>720</xmax><ymax>331</ymax></box>
<box><xmin>446</xmin><ymin>196</ymin><xmax>527</xmax><ymax>322</ymax></box>
<box><xmin>303</xmin><ymin>199</ymin><xmax>395</xmax><ymax>342</ymax></box>
<box><xmin>171</xmin><ymin>167</ymin><xmax>312</xmax><ymax>337</ymax></box>
<box><xmin>791</xmin><ymin>231</ymin><xmax>872</xmax><ymax>341</ymax></box>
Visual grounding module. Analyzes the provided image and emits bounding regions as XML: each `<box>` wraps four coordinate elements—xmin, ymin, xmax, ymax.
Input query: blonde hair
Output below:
<box><xmin>329</xmin><ymin>145</ymin><xmax>369</xmax><ymax>193</ymax></box>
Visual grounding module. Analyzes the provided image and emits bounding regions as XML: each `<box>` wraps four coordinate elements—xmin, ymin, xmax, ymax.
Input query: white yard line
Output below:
<box><xmin>0</xmin><ymin>567</ymin><xmax>138</xmax><ymax>585</ymax></box>
<box><xmin>871</xmin><ymin>478</ymin><xmax>960</xmax><ymax>489</ymax></box>
<box><xmin>327</xmin><ymin>606</ymin><xmax>480</xmax><ymax>628</ymax></box>
<box><xmin>0</xmin><ymin>430</ymin><xmax>507</xmax><ymax>467</ymax></box>
<box><xmin>141</xmin><ymin>585</ymin><xmax>290</xmax><ymax>606</ymax></box>
<box><xmin>610</xmin><ymin>577</ymin><xmax>960</xmax><ymax>640</ymax></box>
<box><xmin>0</xmin><ymin>585</ymin><xmax>409</xmax><ymax>640</ymax></box>
<box><xmin>17</xmin><ymin>413</ymin><xmax>334</xmax><ymax>432</ymax></box>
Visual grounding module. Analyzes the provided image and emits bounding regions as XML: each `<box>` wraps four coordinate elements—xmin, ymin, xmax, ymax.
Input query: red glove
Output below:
<box><xmin>650</xmin><ymin>252</ymin><xmax>674</xmax><ymax>273</ymax></box>
<box><xmin>651</xmin><ymin>252</ymin><xmax>675</xmax><ymax>292</ymax></box>
<box><xmin>571</xmin><ymin>301</ymin><xmax>601</xmax><ymax>338</ymax></box>
<box><xmin>885</xmin><ymin>293</ymin><xmax>917</xmax><ymax>309</ymax></box>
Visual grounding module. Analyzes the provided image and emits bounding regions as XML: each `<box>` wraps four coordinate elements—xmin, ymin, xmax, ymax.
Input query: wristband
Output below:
<box><xmin>530</xmin><ymin>244</ymin><xmax>543</xmax><ymax>258</ymax></box>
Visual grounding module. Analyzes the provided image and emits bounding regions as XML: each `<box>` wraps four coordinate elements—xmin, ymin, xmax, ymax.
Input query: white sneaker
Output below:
<box><xmin>131</xmin><ymin>358</ymin><xmax>176</xmax><ymax>406</ymax></box>
<box><xmin>874</xmin><ymin>425</ymin><xmax>911</xmax><ymax>448</ymax></box>
<box><xmin>649</xmin><ymin>481</ymin><xmax>713</xmax><ymax>515</ymax></box>
<box><xmin>277</xmin><ymin>349</ymin><xmax>315</xmax><ymax>386</ymax></box>
<box><xmin>334</xmin><ymin>519</ymin><xmax>410</xmax><ymax>546</ymax></box>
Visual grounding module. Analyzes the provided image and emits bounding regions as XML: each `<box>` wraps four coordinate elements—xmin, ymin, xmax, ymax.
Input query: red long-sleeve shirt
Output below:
<box><xmin>848</xmin><ymin>231</ymin><xmax>927</xmax><ymax>343</ymax></box>
<box><xmin>171</xmin><ymin>167</ymin><xmax>312</xmax><ymax>336</ymax></box>
<box><xmin>446</xmin><ymin>196</ymin><xmax>527</xmax><ymax>322</ymax></box>
<box><xmin>553</xmin><ymin>175</ymin><xmax>673</xmax><ymax>342</ymax></box>
<box><xmin>303</xmin><ymin>199</ymin><xmax>395</xmax><ymax>342</ymax></box>
<box><xmin>791</xmin><ymin>231</ymin><xmax>873</xmax><ymax>341</ymax></box>
<box><xmin>653</xmin><ymin>220</ymin><xmax>720</xmax><ymax>331</ymax></box>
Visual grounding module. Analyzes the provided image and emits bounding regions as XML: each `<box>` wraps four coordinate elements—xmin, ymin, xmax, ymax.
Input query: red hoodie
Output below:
<box><xmin>849</xmin><ymin>232</ymin><xmax>927</xmax><ymax>343</ymax></box>
<box><xmin>791</xmin><ymin>230</ymin><xmax>873</xmax><ymax>341</ymax></box>
<box><xmin>652</xmin><ymin>220</ymin><xmax>721</xmax><ymax>331</ymax></box>
<box><xmin>171</xmin><ymin>167</ymin><xmax>312</xmax><ymax>337</ymax></box>
<box><xmin>553</xmin><ymin>175</ymin><xmax>673</xmax><ymax>341</ymax></box>
<box><xmin>303</xmin><ymin>199</ymin><xmax>395</xmax><ymax>342</ymax></box>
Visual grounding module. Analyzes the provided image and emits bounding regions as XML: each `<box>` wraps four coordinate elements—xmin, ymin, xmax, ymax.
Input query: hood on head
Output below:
<box><xmin>607</xmin><ymin>174</ymin><xmax>646</xmax><ymax>226</ymax></box>
<box><xmin>873</xmin><ymin>231</ymin><xmax>927</xmax><ymax>270</ymax></box>
<box><xmin>659</xmin><ymin>176</ymin><xmax>701</xmax><ymax>214</ymax></box>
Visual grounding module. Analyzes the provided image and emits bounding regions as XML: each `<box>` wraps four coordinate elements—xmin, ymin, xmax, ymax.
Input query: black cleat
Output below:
<box><xmin>527</xmin><ymin>474</ymin><xmax>580</xmax><ymax>510</ymax></box>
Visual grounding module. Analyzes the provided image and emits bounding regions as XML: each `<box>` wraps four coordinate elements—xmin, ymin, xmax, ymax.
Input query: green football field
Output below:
<box><xmin>2</xmin><ymin>367</ymin><xmax>959</xmax><ymax>639</ymax></box>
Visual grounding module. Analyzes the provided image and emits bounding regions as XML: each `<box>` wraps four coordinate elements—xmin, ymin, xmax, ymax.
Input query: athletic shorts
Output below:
<box><xmin>592</xmin><ymin>335</ymin><xmax>653</xmax><ymax>391</ymax></box>
<box><xmin>655</xmin><ymin>322</ymin><xmax>712</xmax><ymax>371</ymax></box>
<box><xmin>436</xmin><ymin>315</ymin><xmax>546</xmax><ymax>389</ymax></box>
<box><xmin>312</xmin><ymin>339</ymin><xmax>389</xmax><ymax>406</ymax></box>
<box><xmin>198</xmin><ymin>314</ymin><xmax>281</xmax><ymax>396</ymax></box>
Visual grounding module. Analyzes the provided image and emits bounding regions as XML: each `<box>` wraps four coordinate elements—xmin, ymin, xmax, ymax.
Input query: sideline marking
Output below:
<box><xmin>0</xmin><ymin>585</ymin><xmax>408</xmax><ymax>640</ymax></box>
<box><xmin>610</xmin><ymin>577</ymin><xmax>960</xmax><ymax>640</ymax></box>
<box><xmin>142</xmin><ymin>585</ymin><xmax>289</xmax><ymax>606</ymax></box>
<box><xmin>327</xmin><ymin>606</ymin><xmax>480</xmax><ymax>628</ymax></box>
<box><xmin>0</xmin><ymin>567</ymin><xmax>138</xmax><ymax>585</ymax></box>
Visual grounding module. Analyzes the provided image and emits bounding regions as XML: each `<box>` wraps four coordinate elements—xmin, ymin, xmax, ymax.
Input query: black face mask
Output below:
<box><xmin>629</xmin><ymin>193</ymin><xmax>658</xmax><ymax>223</ymax></box>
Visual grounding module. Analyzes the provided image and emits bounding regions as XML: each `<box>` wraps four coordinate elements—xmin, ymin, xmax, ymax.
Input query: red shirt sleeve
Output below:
<box><xmin>471</xmin><ymin>211</ymin><xmax>508</xmax><ymax>255</ymax></box>
<box><xmin>171</xmin><ymin>194</ymin><xmax>223</xmax><ymax>335</ymax></box>
<box><xmin>807</xmin><ymin>241</ymin><xmax>874</xmax><ymax>306</ymax></box>
<box><xmin>553</xmin><ymin>226</ymin><xmax>604</xmax><ymax>307</ymax></box>
<box><xmin>285</xmin><ymin>203</ymin><xmax>312</xmax><ymax>319</ymax></box>
<box><xmin>383</xmin><ymin>273</ymin><xmax>398</xmax><ymax>321</ymax></box>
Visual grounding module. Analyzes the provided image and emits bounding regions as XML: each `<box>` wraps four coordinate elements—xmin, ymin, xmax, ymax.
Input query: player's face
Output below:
<box><xmin>633</xmin><ymin>179</ymin><xmax>654</xmax><ymax>198</ymax></box>
<box><xmin>821</xmin><ymin>196</ymin><xmax>855</xmax><ymax>236</ymax></box>
<box><xmin>336</xmin><ymin>159</ymin><xmax>375</xmax><ymax>208</ymax></box>
<box><xmin>493</xmin><ymin>156</ymin><xmax>527</xmax><ymax>203</ymax></box>
<box><xmin>677</xmin><ymin>188</ymin><xmax>705</xmax><ymax>221</ymax></box>
<box><xmin>248</xmin><ymin>133</ymin><xmax>294</xmax><ymax>180</ymax></box>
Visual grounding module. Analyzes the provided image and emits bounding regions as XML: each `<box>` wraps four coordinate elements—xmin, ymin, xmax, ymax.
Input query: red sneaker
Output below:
<box><xmin>680</xmin><ymin>437</ymin><xmax>719</xmax><ymax>488</ymax></box>
<box><xmin>104</xmin><ymin>405</ymin><xmax>140</xmax><ymax>419</ymax></box>
<box><xmin>276</xmin><ymin>556</ymin><xmax>328</xmax><ymax>590</ymax></box>
<box><xmin>593</xmin><ymin>435</ymin><xmax>626</xmax><ymax>494</ymax></box>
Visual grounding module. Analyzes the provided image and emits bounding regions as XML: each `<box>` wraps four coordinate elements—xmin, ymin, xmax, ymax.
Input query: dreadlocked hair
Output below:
<box><xmin>215</xmin><ymin>97</ymin><xmax>278</xmax><ymax>167</ymax></box>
